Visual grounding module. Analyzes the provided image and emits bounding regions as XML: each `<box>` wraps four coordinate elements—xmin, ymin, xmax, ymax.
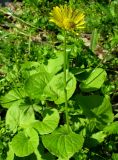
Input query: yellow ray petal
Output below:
<box><xmin>49</xmin><ymin>5</ymin><xmax>85</xmax><ymax>31</ymax></box>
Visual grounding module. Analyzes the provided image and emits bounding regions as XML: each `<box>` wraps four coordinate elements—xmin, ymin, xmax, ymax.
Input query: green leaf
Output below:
<box><xmin>14</xmin><ymin>154</ymin><xmax>37</xmax><ymax>160</ymax></box>
<box><xmin>110</xmin><ymin>2</ymin><xmax>116</xmax><ymax>17</ymax></box>
<box><xmin>43</xmin><ymin>71</ymin><xmax>76</xmax><ymax>104</ymax></box>
<box><xmin>33</xmin><ymin>108</ymin><xmax>60</xmax><ymax>135</ymax></box>
<box><xmin>90</xmin><ymin>28</ymin><xmax>99</xmax><ymax>52</ymax></box>
<box><xmin>77</xmin><ymin>95</ymin><xmax>113</xmax><ymax>129</ymax></box>
<box><xmin>104</xmin><ymin>122</ymin><xmax>118</xmax><ymax>135</ymax></box>
<box><xmin>91</xmin><ymin>131</ymin><xmax>107</xmax><ymax>143</ymax></box>
<box><xmin>6</xmin><ymin>106</ymin><xmax>21</xmax><ymax>132</ymax></box>
<box><xmin>25</xmin><ymin>71</ymin><xmax>51</xmax><ymax>99</ymax></box>
<box><xmin>87</xmin><ymin>131</ymin><xmax>107</xmax><ymax>147</ymax></box>
<box><xmin>112</xmin><ymin>153</ymin><xmax>118</xmax><ymax>160</ymax></box>
<box><xmin>0</xmin><ymin>89</ymin><xmax>25</xmax><ymax>108</ymax></box>
<box><xmin>76</xmin><ymin>69</ymin><xmax>91</xmax><ymax>82</ymax></box>
<box><xmin>70</xmin><ymin>67</ymin><xmax>85</xmax><ymax>76</ymax></box>
<box><xmin>6</xmin><ymin>142</ymin><xmax>14</xmax><ymax>160</ymax></box>
<box><xmin>21</xmin><ymin>61</ymin><xmax>42</xmax><ymax>79</ymax></box>
<box><xmin>11</xmin><ymin>128</ymin><xmax>39</xmax><ymax>157</ymax></box>
<box><xmin>79</xmin><ymin>68</ymin><xmax>107</xmax><ymax>92</ymax></box>
<box><xmin>44</xmin><ymin>51</ymin><xmax>63</xmax><ymax>75</ymax></box>
<box><xmin>6</xmin><ymin>105</ymin><xmax>35</xmax><ymax>132</ymax></box>
<box><xmin>57</xmin><ymin>34</ymin><xmax>64</xmax><ymax>41</ymax></box>
<box><xmin>42</xmin><ymin>126</ymin><xmax>84</xmax><ymax>159</ymax></box>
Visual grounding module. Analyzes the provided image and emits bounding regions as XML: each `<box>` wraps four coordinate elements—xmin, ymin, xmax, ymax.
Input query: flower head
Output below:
<box><xmin>50</xmin><ymin>5</ymin><xmax>85</xmax><ymax>31</ymax></box>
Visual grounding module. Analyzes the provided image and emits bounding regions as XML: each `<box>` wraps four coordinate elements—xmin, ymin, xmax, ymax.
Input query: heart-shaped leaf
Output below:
<box><xmin>6</xmin><ymin>105</ymin><xmax>35</xmax><ymax>132</ymax></box>
<box><xmin>11</xmin><ymin>128</ymin><xmax>39</xmax><ymax>157</ymax></box>
<box><xmin>33</xmin><ymin>108</ymin><xmax>59</xmax><ymax>135</ymax></box>
<box><xmin>42</xmin><ymin>126</ymin><xmax>84</xmax><ymax>159</ymax></box>
<box><xmin>44</xmin><ymin>51</ymin><xmax>63</xmax><ymax>75</ymax></box>
<box><xmin>43</xmin><ymin>71</ymin><xmax>76</xmax><ymax>104</ymax></box>
<box><xmin>77</xmin><ymin>95</ymin><xmax>113</xmax><ymax>129</ymax></box>
<box><xmin>0</xmin><ymin>89</ymin><xmax>25</xmax><ymax>108</ymax></box>
<box><xmin>25</xmin><ymin>71</ymin><xmax>51</xmax><ymax>99</ymax></box>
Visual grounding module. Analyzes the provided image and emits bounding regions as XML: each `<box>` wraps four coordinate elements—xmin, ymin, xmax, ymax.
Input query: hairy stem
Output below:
<box><xmin>64</xmin><ymin>30</ymin><xmax>69</xmax><ymax>131</ymax></box>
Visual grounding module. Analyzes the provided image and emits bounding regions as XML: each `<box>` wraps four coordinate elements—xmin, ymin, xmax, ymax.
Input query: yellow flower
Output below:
<box><xmin>50</xmin><ymin>5</ymin><xmax>85</xmax><ymax>31</ymax></box>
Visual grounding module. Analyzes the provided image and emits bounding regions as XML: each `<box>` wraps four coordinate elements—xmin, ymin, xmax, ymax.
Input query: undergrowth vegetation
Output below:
<box><xmin>0</xmin><ymin>0</ymin><xmax>118</xmax><ymax>160</ymax></box>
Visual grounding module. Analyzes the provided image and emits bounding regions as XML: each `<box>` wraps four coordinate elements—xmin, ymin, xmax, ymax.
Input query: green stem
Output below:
<box><xmin>64</xmin><ymin>30</ymin><xmax>69</xmax><ymax>131</ymax></box>
<box><xmin>28</xmin><ymin>32</ymin><xmax>31</xmax><ymax>57</ymax></box>
<box><xmin>66</xmin><ymin>44</ymin><xmax>69</xmax><ymax>71</ymax></box>
<box><xmin>34</xmin><ymin>148</ymin><xmax>42</xmax><ymax>160</ymax></box>
<box><xmin>0</xmin><ymin>8</ymin><xmax>40</xmax><ymax>30</ymax></box>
